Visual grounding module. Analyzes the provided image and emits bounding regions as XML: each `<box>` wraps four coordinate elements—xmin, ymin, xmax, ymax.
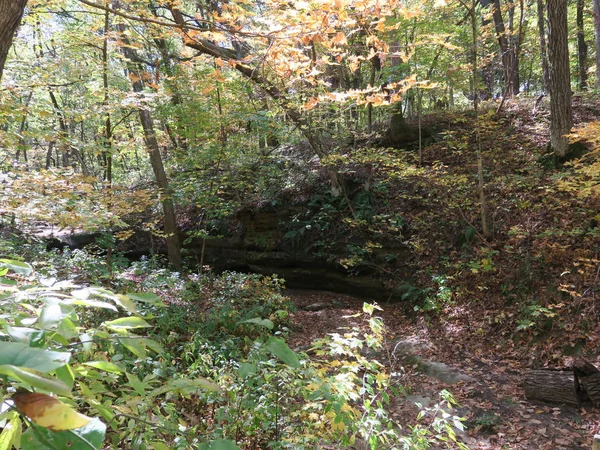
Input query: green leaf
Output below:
<box><xmin>126</xmin><ymin>292</ymin><xmax>165</xmax><ymax>307</ymax></box>
<box><xmin>21</xmin><ymin>418</ymin><xmax>106</xmax><ymax>450</ymax></box>
<box><xmin>0</xmin><ymin>411</ymin><xmax>21</xmax><ymax>450</ymax></box>
<box><xmin>0</xmin><ymin>259</ymin><xmax>32</xmax><ymax>276</ymax></box>
<box><xmin>119</xmin><ymin>337</ymin><xmax>146</xmax><ymax>359</ymax></box>
<box><xmin>55</xmin><ymin>364</ymin><xmax>75</xmax><ymax>390</ymax></box>
<box><xmin>103</xmin><ymin>317</ymin><xmax>150</xmax><ymax>331</ymax></box>
<box><xmin>5</xmin><ymin>327</ymin><xmax>45</xmax><ymax>347</ymax></box>
<box><xmin>149</xmin><ymin>377</ymin><xmax>220</xmax><ymax>397</ymax></box>
<box><xmin>0</xmin><ymin>342</ymin><xmax>70</xmax><ymax>372</ymax></box>
<box><xmin>208</xmin><ymin>439</ymin><xmax>241</xmax><ymax>450</ymax></box>
<box><xmin>39</xmin><ymin>299</ymin><xmax>76</xmax><ymax>331</ymax></box>
<box><xmin>0</xmin><ymin>277</ymin><xmax>17</xmax><ymax>286</ymax></box>
<box><xmin>86</xmin><ymin>288</ymin><xmax>137</xmax><ymax>314</ymax></box>
<box><xmin>65</xmin><ymin>295</ymin><xmax>117</xmax><ymax>311</ymax></box>
<box><xmin>82</xmin><ymin>361</ymin><xmax>124</xmax><ymax>374</ymax></box>
<box><xmin>238</xmin><ymin>363</ymin><xmax>256</xmax><ymax>379</ymax></box>
<box><xmin>0</xmin><ymin>365</ymin><xmax>71</xmax><ymax>396</ymax></box>
<box><xmin>149</xmin><ymin>442</ymin><xmax>171</xmax><ymax>450</ymax></box>
<box><xmin>126</xmin><ymin>372</ymin><xmax>147</xmax><ymax>396</ymax></box>
<box><xmin>266</xmin><ymin>337</ymin><xmax>300</xmax><ymax>368</ymax></box>
<box><xmin>241</xmin><ymin>318</ymin><xmax>274</xmax><ymax>330</ymax></box>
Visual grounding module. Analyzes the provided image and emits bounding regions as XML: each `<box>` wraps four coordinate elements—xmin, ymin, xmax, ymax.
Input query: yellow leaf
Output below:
<box><xmin>12</xmin><ymin>392</ymin><xmax>91</xmax><ymax>431</ymax></box>
<box><xmin>332</xmin><ymin>32</ymin><xmax>347</xmax><ymax>45</ymax></box>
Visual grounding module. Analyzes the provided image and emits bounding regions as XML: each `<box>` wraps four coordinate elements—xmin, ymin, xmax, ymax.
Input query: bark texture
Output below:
<box><xmin>537</xmin><ymin>0</ymin><xmax>550</xmax><ymax>91</ymax></box>
<box><xmin>491</xmin><ymin>0</ymin><xmax>520</xmax><ymax>96</ymax></box>
<box><xmin>595</xmin><ymin>0</ymin><xmax>600</xmax><ymax>88</ymax></box>
<box><xmin>577</xmin><ymin>0</ymin><xmax>588</xmax><ymax>89</ymax></box>
<box><xmin>523</xmin><ymin>370</ymin><xmax>580</xmax><ymax>406</ymax></box>
<box><xmin>0</xmin><ymin>0</ymin><xmax>27</xmax><ymax>82</ymax></box>
<box><xmin>547</xmin><ymin>0</ymin><xmax>572</xmax><ymax>158</ymax></box>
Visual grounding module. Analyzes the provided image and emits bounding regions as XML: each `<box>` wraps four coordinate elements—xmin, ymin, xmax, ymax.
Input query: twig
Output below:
<box><xmin>457</xmin><ymin>204</ymin><xmax>490</xmax><ymax>245</ymax></box>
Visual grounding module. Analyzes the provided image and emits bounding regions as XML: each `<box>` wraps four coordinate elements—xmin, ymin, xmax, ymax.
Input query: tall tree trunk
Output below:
<box><xmin>491</xmin><ymin>0</ymin><xmax>519</xmax><ymax>96</ymax></box>
<box><xmin>547</xmin><ymin>0</ymin><xmax>572</xmax><ymax>158</ymax></box>
<box><xmin>577</xmin><ymin>0</ymin><xmax>589</xmax><ymax>89</ymax></box>
<box><xmin>0</xmin><ymin>0</ymin><xmax>27</xmax><ymax>82</ymax></box>
<box><xmin>537</xmin><ymin>0</ymin><xmax>551</xmax><ymax>91</ymax></box>
<box><xmin>471</xmin><ymin>0</ymin><xmax>491</xmax><ymax>239</ymax></box>
<box><xmin>112</xmin><ymin>0</ymin><xmax>182</xmax><ymax>269</ymax></box>
<box><xmin>595</xmin><ymin>0</ymin><xmax>600</xmax><ymax>88</ymax></box>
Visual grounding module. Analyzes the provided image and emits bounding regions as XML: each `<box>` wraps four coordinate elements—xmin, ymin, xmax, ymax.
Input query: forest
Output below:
<box><xmin>0</xmin><ymin>0</ymin><xmax>599</xmax><ymax>448</ymax></box>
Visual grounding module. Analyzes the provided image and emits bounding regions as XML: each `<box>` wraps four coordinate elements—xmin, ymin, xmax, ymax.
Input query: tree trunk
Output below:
<box><xmin>595</xmin><ymin>0</ymin><xmax>600</xmax><ymax>88</ymax></box>
<box><xmin>113</xmin><ymin>0</ymin><xmax>182</xmax><ymax>270</ymax></box>
<box><xmin>537</xmin><ymin>0</ymin><xmax>551</xmax><ymax>91</ymax></box>
<box><xmin>524</xmin><ymin>370</ymin><xmax>580</xmax><ymax>406</ymax></box>
<box><xmin>0</xmin><ymin>0</ymin><xmax>27</xmax><ymax>82</ymax></box>
<box><xmin>577</xmin><ymin>0</ymin><xmax>589</xmax><ymax>89</ymax></box>
<box><xmin>547</xmin><ymin>0</ymin><xmax>572</xmax><ymax>158</ymax></box>
<box><xmin>491</xmin><ymin>0</ymin><xmax>519</xmax><ymax>96</ymax></box>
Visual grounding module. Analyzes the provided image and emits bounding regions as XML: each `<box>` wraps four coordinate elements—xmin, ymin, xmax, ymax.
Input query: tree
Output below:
<box><xmin>546</xmin><ymin>0</ymin><xmax>572</xmax><ymax>158</ymax></box>
<box><xmin>577</xmin><ymin>0</ymin><xmax>588</xmax><ymax>90</ymax></box>
<box><xmin>483</xmin><ymin>0</ymin><xmax>521</xmax><ymax>97</ymax></box>
<box><xmin>594</xmin><ymin>0</ymin><xmax>600</xmax><ymax>88</ymax></box>
<box><xmin>112</xmin><ymin>0</ymin><xmax>182</xmax><ymax>269</ymax></box>
<box><xmin>0</xmin><ymin>0</ymin><xmax>27</xmax><ymax>82</ymax></box>
<box><xmin>537</xmin><ymin>0</ymin><xmax>550</xmax><ymax>91</ymax></box>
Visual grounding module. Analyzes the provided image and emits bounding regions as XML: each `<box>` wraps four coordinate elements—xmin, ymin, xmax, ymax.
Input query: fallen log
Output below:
<box><xmin>574</xmin><ymin>358</ymin><xmax>600</xmax><ymax>407</ymax></box>
<box><xmin>523</xmin><ymin>369</ymin><xmax>580</xmax><ymax>407</ymax></box>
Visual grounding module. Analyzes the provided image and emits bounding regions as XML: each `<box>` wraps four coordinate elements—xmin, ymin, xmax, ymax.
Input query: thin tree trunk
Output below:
<box><xmin>102</xmin><ymin>8</ymin><xmax>114</xmax><ymax>276</ymax></box>
<box><xmin>466</xmin><ymin>0</ymin><xmax>491</xmax><ymax>238</ymax></box>
<box><xmin>538</xmin><ymin>0</ymin><xmax>551</xmax><ymax>91</ymax></box>
<box><xmin>547</xmin><ymin>0</ymin><xmax>572</xmax><ymax>158</ymax></box>
<box><xmin>15</xmin><ymin>91</ymin><xmax>33</xmax><ymax>164</ymax></box>
<box><xmin>577</xmin><ymin>0</ymin><xmax>589</xmax><ymax>89</ymax></box>
<box><xmin>595</xmin><ymin>0</ymin><xmax>600</xmax><ymax>88</ymax></box>
<box><xmin>113</xmin><ymin>0</ymin><xmax>182</xmax><ymax>269</ymax></box>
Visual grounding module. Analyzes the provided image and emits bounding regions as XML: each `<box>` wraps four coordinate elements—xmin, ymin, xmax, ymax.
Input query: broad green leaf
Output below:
<box><xmin>39</xmin><ymin>300</ymin><xmax>75</xmax><ymax>331</ymax></box>
<box><xmin>0</xmin><ymin>260</ymin><xmax>32</xmax><ymax>276</ymax></box>
<box><xmin>143</xmin><ymin>338</ymin><xmax>165</xmax><ymax>355</ymax></box>
<box><xmin>0</xmin><ymin>411</ymin><xmax>21</xmax><ymax>450</ymax></box>
<box><xmin>242</xmin><ymin>318</ymin><xmax>274</xmax><ymax>330</ymax></box>
<box><xmin>103</xmin><ymin>317</ymin><xmax>150</xmax><ymax>331</ymax></box>
<box><xmin>119</xmin><ymin>337</ymin><xmax>146</xmax><ymax>359</ymax></box>
<box><xmin>149</xmin><ymin>377</ymin><xmax>219</xmax><ymax>397</ymax></box>
<box><xmin>0</xmin><ymin>277</ymin><xmax>17</xmax><ymax>286</ymax></box>
<box><xmin>239</xmin><ymin>363</ymin><xmax>256</xmax><ymax>379</ymax></box>
<box><xmin>126</xmin><ymin>292</ymin><xmax>165</xmax><ymax>306</ymax></box>
<box><xmin>55</xmin><ymin>364</ymin><xmax>75</xmax><ymax>391</ymax></box>
<box><xmin>21</xmin><ymin>418</ymin><xmax>106</xmax><ymax>450</ymax></box>
<box><xmin>0</xmin><ymin>342</ymin><xmax>70</xmax><ymax>372</ymax></box>
<box><xmin>83</xmin><ymin>361</ymin><xmax>124</xmax><ymax>374</ymax></box>
<box><xmin>87</xmin><ymin>288</ymin><xmax>137</xmax><ymax>314</ymax></box>
<box><xmin>113</xmin><ymin>295</ymin><xmax>138</xmax><ymax>314</ymax></box>
<box><xmin>0</xmin><ymin>365</ymin><xmax>71</xmax><ymax>396</ymax></box>
<box><xmin>149</xmin><ymin>442</ymin><xmax>171</xmax><ymax>450</ymax></box>
<box><xmin>65</xmin><ymin>298</ymin><xmax>117</xmax><ymax>311</ymax></box>
<box><xmin>125</xmin><ymin>372</ymin><xmax>146</xmax><ymax>396</ymax></box>
<box><xmin>266</xmin><ymin>337</ymin><xmax>300</xmax><ymax>368</ymax></box>
<box><xmin>13</xmin><ymin>392</ymin><xmax>91</xmax><ymax>430</ymax></box>
<box><xmin>5</xmin><ymin>327</ymin><xmax>45</xmax><ymax>346</ymax></box>
<box><xmin>209</xmin><ymin>439</ymin><xmax>241</xmax><ymax>450</ymax></box>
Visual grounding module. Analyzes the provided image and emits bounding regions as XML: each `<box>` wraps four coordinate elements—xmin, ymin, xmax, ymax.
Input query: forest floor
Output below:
<box><xmin>285</xmin><ymin>289</ymin><xmax>599</xmax><ymax>450</ymax></box>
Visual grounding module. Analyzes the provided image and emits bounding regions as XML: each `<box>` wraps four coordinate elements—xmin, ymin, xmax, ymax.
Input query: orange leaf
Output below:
<box><xmin>12</xmin><ymin>392</ymin><xmax>91</xmax><ymax>431</ymax></box>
